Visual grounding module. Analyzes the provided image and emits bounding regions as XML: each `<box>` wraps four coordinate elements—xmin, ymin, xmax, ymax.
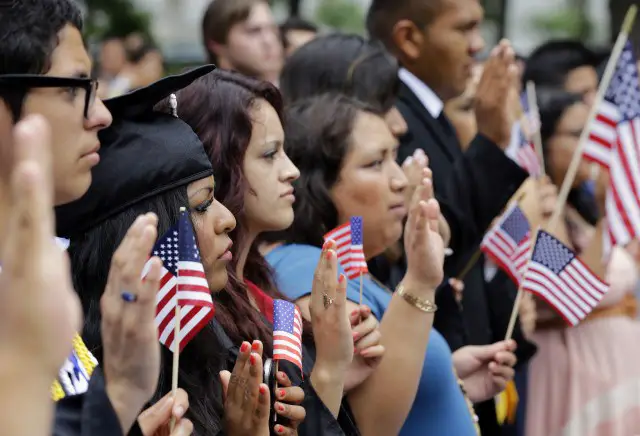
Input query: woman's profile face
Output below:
<box><xmin>547</xmin><ymin>101</ymin><xmax>591</xmax><ymax>188</ymax></box>
<box><xmin>330</xmin><ymin>110</ymin><xmax>408</xmax><ymax>259</ymax></box>
<box><xmin>242</xmin><ymin>99</ymin><xmax>300</xmax><ymax>235</ymax></box>
<box><xmin>188</xmin><ymin>176</ymin><xmax>237</xmax><ymax>292</ymax></box>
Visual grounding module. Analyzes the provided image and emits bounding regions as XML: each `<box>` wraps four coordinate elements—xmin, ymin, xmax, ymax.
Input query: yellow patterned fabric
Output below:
<box><xmin>51</xmin><ymin>333</ymin><xmax>98</xmax><ymax>401</ymax></box>
<box><xmin>496</xmin><ymin>380</ymin><xmax>519</xmax><ymax>425</ymax></box>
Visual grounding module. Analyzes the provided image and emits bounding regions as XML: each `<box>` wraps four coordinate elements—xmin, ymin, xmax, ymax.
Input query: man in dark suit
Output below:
<box><xmin>366</xmin><ymin>0</ymin><xmax>530</xmax><ymax>433</ymax></box>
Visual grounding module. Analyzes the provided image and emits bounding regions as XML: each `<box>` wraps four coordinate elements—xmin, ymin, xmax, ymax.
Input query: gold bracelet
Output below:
<box><xmin>396</xmin><ymin>284</ymin><xmax>437</xmax><ymax>313</ymax></box>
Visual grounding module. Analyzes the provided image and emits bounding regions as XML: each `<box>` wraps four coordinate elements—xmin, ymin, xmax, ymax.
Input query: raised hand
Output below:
<box><xmin>308</xmin><ymin>239</ymin><xmax>353</xmax><ymax>416</ymax></box>
<box><xmin>403</xmin><ymin>176</ymin><xmax>445</xmax><ymax>290</ymax></box>
<box><xmin>220</xmin><ymin>341</ymin><xmax>304</xmax><ymax>436</ymax></box>
<box><xmin>137</xmin><ymin>388</ymin><xmax>193</xmax><ymax>436</ymax></box>
<box><xmin>220</xmin><ymin>340</ymin><xmax>271</xmax><ymax>436</ymax></box>
<box><xmin>475</xmin><ymin>39</ymin><xmax>519</xmax><ymax>150</ymax></box>
<box><xmin>344</xmin><ymin>305</ymin><xmax>385</xmax><ymax>392</ymax></box>
<box><xmin>0</xmin><ymin>115</ymin><xmax>81</xmax><ymax>382</ymax></box>
<box><xmin>401</xmin><ymin>148</ymin><xmax>429</xmax><ymax>208</ymax></box>
<box><xmin>453</xmin><ymin>340</ymin><xmax>517</xmax><ymax>403</ymax></box>
<box><xmin>101</xmin><ymin>213</ymin><xmax>164</xmax><ymax>433</ymax></box>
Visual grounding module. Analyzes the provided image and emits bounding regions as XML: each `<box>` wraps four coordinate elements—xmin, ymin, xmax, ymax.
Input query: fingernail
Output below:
<box><xmin>350</xmin><ymin>310</ymin><xmax>359</xmax><ymax>317</ymax></box>
<box><xmin>251</xmin><ymin>341</ymin><xmax>260</xmax><ymax>351</ymax></box>
<box><xmin>275</xmin><ymin>425</ymin><xmax>284</xmax><ymax>434</ymax></box>
<box><xmin>278</xmin><ymin>389</ymin><xmax>285</xmax><ymax>398</ymax></box>
<box><xmin>174</xmin><ymin>405</ymin><xmax>185</xmax><ymax>418</ymax></box>
<box><xmin>352</xmin><ymin>332</ymin><xmax>361</xmax><ymax>341</ymax></box>
<box><xmin>338</xmin><ymin>274</ymin><xmax>345</xmax><ymax>283</ymax></box>
<box><xmin>326</xmin><ymin>250</ymin><xmax>334</xmax><ymax>260</ymax></box>
<box><xmin>360</xmin><ymin>349</ymin><xmax>370</xmax><ymax>358</ymax></box>
<box><xmin>276</xmin><ymin>403</ymin><xmax>285</xmax><ymax>412</ymax></box>
<box><xmin>240</xmin><ymin>342</ymin><xmax>249</xmax><ymax>353</ymax></box>
<box><xmin>259</xmin><ymin>385</ymin><xmax>267</xmax><ymax>395</ymax></box>
<box><xmin>250</xmin><ymin>354</ymin><xmax>256</xmax><ymax>366</ymax></box>
<box><xmin>278</xmin><ymin>371</ymin><xmax>286</xmax><ymax>380</ymax></box>
<box><xmin>322</xmin><ymin>240</ymin><xmax>330</xmax><ymax>250</ymax></box>
<box><xmin>354</xmin><ymin>346</ymin><xmax>358</xmax><ymax>354</ymax></box>
<box><xmin>403</xmin><ymin>156</ymin><xmax>413</xmax><ymax>166</ymax></box>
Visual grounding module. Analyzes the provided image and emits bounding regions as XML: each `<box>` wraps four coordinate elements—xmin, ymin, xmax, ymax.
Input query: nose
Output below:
<box><xmin>214</xmin><ymin>200</ymin><xmax>237</xmax><ymax>234</ymax></box>
<box><xmin>85</xmin><ymin>98</ymin><xmax>112</xmax><ymax>131</ymax></box>
<box><xmin>385</xmin><ymin>107</ymin><xmax>408</xmax><ymax>139</ymax></box>
<box><xmin>280</xmin><ymin>153</ymin><xmax>300</xmax><ymax>182</ymax></box>
<box><xmin>390</xmin><ymin>160</ymin><xmax>409</xmax><ymax>192</ymax></box>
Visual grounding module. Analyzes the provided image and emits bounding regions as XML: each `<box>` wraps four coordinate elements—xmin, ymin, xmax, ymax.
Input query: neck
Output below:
<box><xmin>235</xmin><ymin>228</ymin><xmax>259</xmax><ymax>283</ymax></box>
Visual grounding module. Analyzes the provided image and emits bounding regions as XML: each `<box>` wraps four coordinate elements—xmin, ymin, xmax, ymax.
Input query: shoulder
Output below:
<box><xmin>265</xmin><ymin>244</ymin><xmax>323</xmax><ymax>300</ymax></box>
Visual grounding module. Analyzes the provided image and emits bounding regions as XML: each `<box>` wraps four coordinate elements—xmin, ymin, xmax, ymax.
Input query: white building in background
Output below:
<box><xmin>131</xmin><ymin>0</ymin><xmax>611</xmax><ymax>62</ymax></box>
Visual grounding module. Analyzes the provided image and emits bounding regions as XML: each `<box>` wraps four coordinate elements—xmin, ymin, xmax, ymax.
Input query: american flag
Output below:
<box><xmin>347</xmin><ymin>216</ymin><xmax>368</xmax><ymax>279</ymax></box>
<box><xmin>480</xmin><ymin>203</ymin><xmax>532</xmax><ymax>285</ymax></box>
<box><xmin>324</xmin><ymin>222</ymin><xmax>351</xmax><ymax>270</ymax></box>
<box><xmin>147</xmin><ymin>211</ymin><xmax>214</xmax><ymax>353</ymax></box>
<box><xmin>521</xmin><ymin>230</ymin><xmax>609</xmax><ymax>326</ymax></box>
<box><xmin>583</xmin><ymin>41</ymin><xmax>640</xmax><ymax>250</ymax></box>
<box><xmin>514</xmin><ymin>92</ymin><xmax>542</xmax><ymax>176</ymax></box>
<box><xmin>273</xmin><ymin>299</ymin><xmax>303</xmax><ymax>372</ymax></box>
<box><xmin>324</xmin><ymin>217</ymin><xmax>368</xmax><ymax>280</ymax></box>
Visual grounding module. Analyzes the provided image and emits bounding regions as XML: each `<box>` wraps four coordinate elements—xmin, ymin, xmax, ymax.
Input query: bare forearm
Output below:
<box><xmin>348</xmin><ymin>281</ymin><xmax>435</xmax><ymax>436</ymax></box>
<box><xmin>0</xmin><ymin>370</ymin><xmax>54</xmax><ymax>436</ymax></box>
<box><xmin>309</xmin><ymin>363</ymin><xmax>346</xmax><ymax>418</ymax></box>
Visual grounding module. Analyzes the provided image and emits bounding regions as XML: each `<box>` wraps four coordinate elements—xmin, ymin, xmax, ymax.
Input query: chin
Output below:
<box><xmin>207</xmin><ymin>270</ymin><xmax>229</xmax><ymax>293</ymax></box>
<box><xmin>56</xmin><ymin>174</ymin><xmax>92</xmax><ymax>206</ymax></box>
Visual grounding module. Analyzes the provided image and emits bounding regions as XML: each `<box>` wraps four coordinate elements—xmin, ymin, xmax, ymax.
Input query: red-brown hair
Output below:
<box><xmin>173</xmin><ymin>69</ymin><xmax>288</xmax><ymax>354</ymax></box>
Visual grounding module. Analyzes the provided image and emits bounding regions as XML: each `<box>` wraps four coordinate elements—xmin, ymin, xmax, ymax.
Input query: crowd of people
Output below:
<box><xmin>1</xmin><ymin>0</ymin><xmax>640</xmax><ymax>435</ymax></box>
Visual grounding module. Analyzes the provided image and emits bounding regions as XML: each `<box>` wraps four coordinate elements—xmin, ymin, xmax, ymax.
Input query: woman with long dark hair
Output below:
<box><xmin>171</xmin><ymin>69</ymin><xmax>374</xmax><ymax>435</ymax></box>
<box><xmin>263</xmin><ymin>93</ymin><xmax>519</xmax><ymax>436</ymax></box>
<box><xmin>57</xmin><ymin>70</ymin><xmax>307</xmax><ymax>436</ymax></box>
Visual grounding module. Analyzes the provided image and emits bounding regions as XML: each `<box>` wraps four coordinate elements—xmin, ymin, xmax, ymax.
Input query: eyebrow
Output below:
<box><xmin>188</xmin><ymin>185</ymin><xmax>214</xmax><ymax>199</ymax></box>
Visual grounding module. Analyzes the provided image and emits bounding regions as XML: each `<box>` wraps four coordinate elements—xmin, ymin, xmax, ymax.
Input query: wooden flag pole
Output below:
<box><xmin>273</xmin><ymin>360</ymin><xmax>280</xmax><ymax>424</ymax></box>
<box><xmin>169</xmin><ymin>206</ymin><xmax>186</xmax><ymax>431</ymax></box>
<box><xmin>547</xmin><ymin>5</ymin><xmax>637</xmax><ymax>232</ymax></box>
<box><xmin>525</xmin><ymin>81</ymin><xmax>546</xmax><ymax>177</ymax></box>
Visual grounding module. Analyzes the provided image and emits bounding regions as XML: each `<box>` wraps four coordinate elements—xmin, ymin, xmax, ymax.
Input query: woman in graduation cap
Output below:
<box><xmin>165</xmin><ymin>70</ymin><xmax>365</xmax><ymax>436</ymax></box>
<box><xmin>56</xmin><ymin>66</ymin><xmax>309</xmax><ymax>436</ymax></box>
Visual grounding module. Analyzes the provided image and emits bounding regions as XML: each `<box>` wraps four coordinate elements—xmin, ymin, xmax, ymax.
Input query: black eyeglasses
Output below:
<box><xmin>0</xmin><ymin>74</ymin><xmax>98</xmax><ymax>118</ymax></box>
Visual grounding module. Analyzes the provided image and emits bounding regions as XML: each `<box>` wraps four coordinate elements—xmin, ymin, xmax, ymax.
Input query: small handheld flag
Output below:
<box><xmin>480</xmin><ymin>204</ymin><xmax>532</xmax><ymax>285</ymax></box>
<box><xmin>147</xmin><ymin>210</ymin><xmax>214</xmax><ymax>353</ymax></box>
<box><xmin>521</xmin><ymin>230</ymin><xmax>609</xmax><ymax>326</ymax></box>
<box><xmin>273</xmin><ymin>299</ymin><xmax>303</xmax><ymax>373</ymax></box>
<box><xmin>324</xmin><ymin>222</ymin><xmax>351</xmax><ymax>268</ymax></box>
<box><xmin>348</xmin><ymin>216</ymin><xmax>368</xmax><ymax>279</ymax></box>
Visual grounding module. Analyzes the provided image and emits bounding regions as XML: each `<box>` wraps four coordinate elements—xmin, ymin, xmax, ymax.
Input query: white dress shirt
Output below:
<box><xmin>398</xmin><ymin>67</ymin><xmax>444</xmax><ymax>118</ymax></box>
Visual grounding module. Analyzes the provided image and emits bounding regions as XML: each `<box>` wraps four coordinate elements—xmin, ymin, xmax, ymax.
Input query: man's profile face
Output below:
<box><xmin>21</xmin><ymin>24</ymin><xmax>112</xmax><ymax>205</ymax></box>
<box><xmin>224</xmin><ymin>2</ymin><xmax>283</xmax><ymax>79</ymax></box>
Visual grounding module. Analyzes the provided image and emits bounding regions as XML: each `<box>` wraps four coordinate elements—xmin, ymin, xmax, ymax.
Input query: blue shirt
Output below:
<box><xmin>266</xmin><ymin>244</ymin><xmax>477</xmax><ymax>435</ymax></box>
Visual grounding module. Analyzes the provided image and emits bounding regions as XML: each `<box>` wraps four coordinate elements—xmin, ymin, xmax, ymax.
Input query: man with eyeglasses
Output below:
<box><xmin>0</xmin><ymin>1</ymin><xmax>189</xmax><ymax>435</ymax></box>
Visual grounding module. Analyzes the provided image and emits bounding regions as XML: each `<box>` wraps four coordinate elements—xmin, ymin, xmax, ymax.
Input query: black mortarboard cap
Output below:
<box><xmin>55</xmin><ymin>65</ymin><xmax>215</xmax><ymax>238</ymax></box>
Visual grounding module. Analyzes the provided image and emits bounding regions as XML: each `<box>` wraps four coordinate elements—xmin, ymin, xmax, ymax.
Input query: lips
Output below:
<box><xmin>81</xmin><ymin>143</ymin><xmax>100</xmax><ymax>158</ymax></box>
<box><xmin>217</xmin><ymin>240</ymin><xmax>233</xmax><ymax>260</ymax></box>
<box><xmin>280</xmin><ymin>188</ymin><xmax>294</xmax><ymax>197</ymax></box>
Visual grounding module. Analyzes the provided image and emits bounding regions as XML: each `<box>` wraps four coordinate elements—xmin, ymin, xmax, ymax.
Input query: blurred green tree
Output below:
<box><xmin>314</xmin><ymin>0</ymin><xmax>365</xmax><ymax>33</ymax></box>
<box><xmin>82</xmin><ymin>0</ymin><xmax>152</xmax><ymax>42</ymax></box>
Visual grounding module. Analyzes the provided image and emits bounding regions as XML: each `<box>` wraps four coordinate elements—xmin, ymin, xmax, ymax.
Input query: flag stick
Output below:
<box><xmin>358</xmin><ymin>271</ymin><xmax>364</xmax><ymax>306</ymax></box>
<box><xmin>548</xmin><ymin>5</ymin><xmax>637</xmax><ymax>231</ymax></box>
<box><xmin>169</xmin><ymin>304</ymin><xmax>181</xmax><ymax>431</ymax></box>
<box><xmin>170</xmin><ymin>206</ymin><xmax>187</xmax><ymax>431</ymax></box>
<box><xmin>505</xmin><ymin>227</ymin><xmax>540</xmax><ymax>340</ymax></box>
<box><xmin>525</xmin><ymin>81</ymin><xmax>545</xmax><ymax>177</ymax></box>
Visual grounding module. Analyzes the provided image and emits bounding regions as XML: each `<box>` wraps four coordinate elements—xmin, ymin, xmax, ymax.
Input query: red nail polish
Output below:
<box><xmin>322</xmin><ymin>240</ymin><xmax>330</xmax><ymax>250</ymax></box>
<box><xmin>354</xmin><ymin>346</ymin><xmax>358</xmax><ymax>354</ymax></box>
<box><xmin>240</xmin><ymin>342</ymin><xmax>249</xmax><ymax>353</ymax></box>
<box><xmin>278</xmin><ymin>389</ymin><xmax>285</xmax><ymax>398</ymax></box>
<box><xmin>278</xmin><ymin>371</ymin><xmax>286</xmax><ymax>380</ymax></box>
<box><xmin>350</xmin><ymin>310</ymin><xmax>359</xmax><ymax>317</ymax></box>
<box><xmin>277</xmin><ymin>404</ymin><xmax>285</xmax><ymax>412</ymax></box>
<box><xmin>251</xmin><ymin>341</ymin><xmax>260</xmax><ymax>351</ymax></box>
<box><xmin>276</xmin><ymin>425</ymin><xmax>284</xmax><ymax>434</ymax></box>
<box><xmin>326</xmin><ymin>250</ymin><xmax>334</xmax><ymax>260</ymax></box>
<box><xmin>339</xmin><ymin>274</ymin><xmax>345</xmax><ymax>283</ymax></box>
<box><xmin>250</xmin><ymin>354</ymin><xmax>256</xmax><ymax>366</ymax></box>
<box><xmin>259</xmin><ymin>385</ymin><xmax>267</xmax><ymax>395</ymax></box>
<box><xmin>352</xmin><ymin>332</ymin><xmax>360</xmax><ymax>341</ymax></box>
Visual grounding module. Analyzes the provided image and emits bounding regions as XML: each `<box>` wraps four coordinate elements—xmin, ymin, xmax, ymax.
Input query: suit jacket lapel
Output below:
<box><xmin>397</xmin><ymin>83</ymin><xmax>459</xmax><ymax>162</ymax></box>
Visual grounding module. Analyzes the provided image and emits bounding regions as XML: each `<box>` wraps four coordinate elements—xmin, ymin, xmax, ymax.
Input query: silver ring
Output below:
<box><xmin>323</xmin><ymin>293</ymin><xmax>334</xmax><ymax>309</ymax></box>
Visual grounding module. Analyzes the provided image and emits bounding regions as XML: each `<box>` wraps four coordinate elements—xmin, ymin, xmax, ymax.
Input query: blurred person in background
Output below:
<box><xmin>104</xmin><ymin>33</ymin><xmax>164</xmax><ymax>98</ymax></box>
<box><xmin>523</xmin><ymin>40</ymin><xmax>600</xmax><ymax>107</ymax></box>
<box><xmin>280</xmin><ymin>16</ymin><xmax>318</xmax><ymax>57</ymax></box>
<box><xmin>97</xmin><ymin>36</ymin><xmax>126</xmax><ymax>95</ymax></box>
<box><xmin>202</xmin><ymin>0</ymin><xmax>283</xmax><ymax>86</ymax></box>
